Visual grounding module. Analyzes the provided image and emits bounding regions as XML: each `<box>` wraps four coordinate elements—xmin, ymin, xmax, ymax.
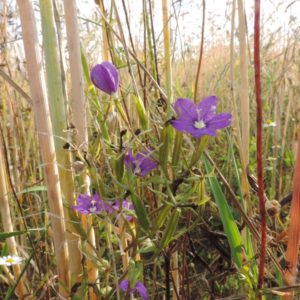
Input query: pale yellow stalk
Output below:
<box><xmin>279</xmin><ymin>87</ymin><xmax>293</xmax><ymax>195</ymax></box>
<box><xmin>162</xmin><ymin>0</ymin><xmax>173</xmax><ymax>112</ymax></box>
<box><xmin>16</xmin><ymin>0</ymin><xmax>70</xmax><ymax>295</ymax></box>
<box><xmin>0</xmin><ymin>142</ymin><xmax>29</xmax><ymax>298</ymax></box>
<box><xmin>237</xmin><ymin>0</ymin><xmax>249</xmax><ymax>166</ymax></box>
<box><xmin>63</xmin><ymin>0</ymin><xmax>98</xmax><ymax>293</ymax></box>
<box><xmin>39</xmin><ymin>0</ymin><xmax>83</xmax><ymax>290</ymax></box>
<box><xmin>237</xmin><ymin>0</ymin><xmax>251</xmax><ymax>218</ymax></box>
<box><xmin>283</xmin><ymin>130</ymin><xmax>300</xmax><ymax>300</ymax></box>
<box><xmin>161</xmin><ymin>1</ymin><xmax>178</xmax><ymax>298</ymax></box>
<box><xmin>99</xmin><ymin>0</ymin><xmax>110</xmax><ymax>61</ymax></box>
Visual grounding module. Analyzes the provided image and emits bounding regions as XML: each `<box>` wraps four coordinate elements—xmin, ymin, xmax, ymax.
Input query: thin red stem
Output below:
<box><xmin>254</xmin><ymin>0</ymin><xmax>266</xmax><ymax>289</ymax></box>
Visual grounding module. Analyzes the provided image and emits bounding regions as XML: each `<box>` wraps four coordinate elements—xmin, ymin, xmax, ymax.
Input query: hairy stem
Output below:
<box><xmin>254</xmin><ymin>0</ymin><xmax>266</xmax><ymax>289</ymax></box>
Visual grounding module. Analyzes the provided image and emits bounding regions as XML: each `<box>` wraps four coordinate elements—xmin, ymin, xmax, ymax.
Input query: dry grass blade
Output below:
<box><xmin>237</xmin><ymin>0</ymin><xmax>250</xmax><ymax>168</ymax></box>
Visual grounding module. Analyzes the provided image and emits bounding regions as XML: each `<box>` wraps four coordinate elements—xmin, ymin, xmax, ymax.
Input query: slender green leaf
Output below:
<box><xmin>131</xmin><ymin>194</ymin><xmax>150</xmax><ymax>231</ymax></box>
<box><xmin>159</xmin><ymin>208</ymin><xmax>180</xmax><ymax>249</ymax></box>
<box><xmin>152</xmin><ymin>204</ymin><xmax>172</xmax><ymax>232</ymax></box>
<box><xmin>204</xmin><ymin>157</ymin><xmax>243</xmax><ymax>268</ymax></box>
<box><xmin>17</xmin><ymin>186</ymin><xmax>47</xmax><ymax>194</ymax></box>
<box><xmin>0</xmin><ymin>231</ymin><xmax>26</xmax><ymax>241</ymax></box>
<box><xmin>133</xmin><ymin>95</ymin><xmax>148</xmax><ymax>130</ymax></box>
<box><xmin>159</xmin><ymin>124</ymin><xmax>173</xmax><ymax>172</ymax></box>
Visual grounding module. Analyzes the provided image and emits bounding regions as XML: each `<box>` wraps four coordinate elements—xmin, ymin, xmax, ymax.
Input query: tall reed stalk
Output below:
<box><xmin>99</xmin><ymin>0</ymin><xmax>110</xmax><ymax>61</ymax></box>
<box><xmin>0</xmin><ymin>141</ymin><xmax>28</xmax><ymax>298</ymax></box>
<box><xmin>283</xmin><ymin>79</ymin><xmax>300</xmax><ymax>296</ymax></box>
<box><xmin>16</xmin><ymin>0</ymin><xmax>70</xmax><ymax>295</ymax></box>
<box><xmin>162</xmin><ymin>0</ymin><xmax>173</xmax><ymax>113</ymax></box>
<box><xmin>283</xmin><ymin>130</ymin><xmax>300</xmax><ymax>297</ymax></box>
<box><xmin>39</xmin><ymin>0</ymin><xmax>83</xmax><ymax>288</ymax></box>
<box><xmin>63</xmin><ymin>0</ymin><xmax>96</xmax><ymax>289</ymax></box>
<box><xmin>161</xmin><ymin>1</ymin><xmax>179</xmax><ymax>299</ymax></box>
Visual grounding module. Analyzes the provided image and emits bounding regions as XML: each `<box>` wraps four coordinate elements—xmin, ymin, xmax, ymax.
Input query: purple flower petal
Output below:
<box><xmin>100</xmin><ymin>201</ymin><xmax>115</xmax><ymax>214</ymax></box>
<box><xmin>119</xmin><ymin>279</ymin><xmax>129</xmax><ymax>292</ymax></box>
<box><xmin>174</xmin><ymin>98</ymin><xmax>198</xmax><ymax>121</ymax></box>
<box><xmin>171</xmin><ymin>119</ymin><xmax>197</xmax><ymax>133</ymax></box>
<box><xmin>112</xmin><ymin>199</ymin><xmax>134</xmax><ymax>221</ymax></box>
<box><xmin>72</xmin><ymin>193</ymin><xmax>113</xmax><ymax>215</ymax></box>
<box><xmin>198</xmin><ymin>96</ymin><xmax>218</xmax><ymax>122</ymax></box>
<box><xmin>135</xmin><ymin>150</ymin><xmax>158</xmax><ymax>177</ymax></box>
<box><xmin>206</xmin><ymin>113</ymin><xmax>232</xmax><ymax>130</ymax></box>
<box><xmin>191</xmin><ymin>127</ymin><xmax>217</xmax><ymax>138</ymax></box>
<box><xmin>124</xmin><ymin>148</ymin><xmax>157</xmax><ymax>177</ymax></box>
<box><xmin>172</xmin><ymin>96</ymin><xmax>231</xmax><ymax>138</ymax></box>
<box><xmin>134</xmin><ymin>282</ymin><xmax>148</xmax><ymax>300</ymax></box>
<box><xmin>72</xmin><ymin>194</ymin><xmax>101</xmax><ymax>214</ymax></box>
<box><xmin>198</xmin><ymin>95</ymin><xmax>217</xmax><ymax>112</ymax></box>
<box><xmin>124</xmin><ymin>149</ymin><xmax>136</xmax><ymax>172</ymax></box>
<box><xmin>91</xmin><ymin>62</ymin><xmax>119</xmax><ymax>95</ymax></box>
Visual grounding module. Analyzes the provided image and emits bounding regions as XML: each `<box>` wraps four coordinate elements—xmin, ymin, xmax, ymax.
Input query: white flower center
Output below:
<box><xmin>89</xmin><ymin>206</ymin><xmax>97</xmax><ymax>213</ymax></box>
<box><xmin>194</xmin><ymin>120</ymin><xmax>206</xmax><ymax>129</ymax></box>
<box><xmin>135</xmin><ymin>165</ymin><xmax>141</xmax><ymax>175</ymax></box>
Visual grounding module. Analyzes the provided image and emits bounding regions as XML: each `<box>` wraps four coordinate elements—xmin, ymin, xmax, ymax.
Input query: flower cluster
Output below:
<box><xmin>89</xmin><ymin>62</ymin><xmax>232</xmax><ymax>299</ymax></box>
<box><xmin>72</xmin><ymin>194</ymin><xmax>134</xmax><ymax>221</ymax></box>
<box><xmin>90</xmin><ymin>62</ymin><xmax>232</xmax><ymax>139</ymax></box>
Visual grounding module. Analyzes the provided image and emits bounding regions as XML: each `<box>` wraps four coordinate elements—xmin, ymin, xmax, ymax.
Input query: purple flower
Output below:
<box><xmin>171</xmin><ymin>96</ymin><xmax>232</xmax><ymax>138</ymax></box>
<box><xmin>91</xmin><ymin>62</ymin><xmax>119</xmax><ymax>95</ymax></box>
<box><xmin>112</xmin><ymin>199</ymin><xmax>134</xmax><ymax>221</ymax></box>
<box><xmin>124</xmin><ymin>149</ymin><xmax>157</xmax><ymax>177</ymax></box>
<box><xmin>120</xmin><ymin>279</ymin><xmax>148</xmax><ymax>300</ymax></box>
<box><xmin>72</xmin><ymin>193</ymin><xmax>114</xmax><ymax>215</ymax></box>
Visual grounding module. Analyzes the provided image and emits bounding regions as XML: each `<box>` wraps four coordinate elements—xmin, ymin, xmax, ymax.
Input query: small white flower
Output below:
<box><xmin>263</xmin><ymin>121</ymin><xmax>276</xmax><ymax>128</ymax></box>
<box><xmin>0</xmin><ymin>255</ymin><xmax>23</xmax><ymax>266</ymax></box>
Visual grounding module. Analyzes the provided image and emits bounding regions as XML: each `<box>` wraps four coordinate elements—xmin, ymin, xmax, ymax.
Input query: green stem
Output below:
<box><xmin>189</xmin><ymin>135</ymin><xmax>209</xmax><ymax>168</ymax></box>
<box><xmin>106</xmin><ymin>219</ymin><xmax>121</xmax><ymax>300</ymax></box>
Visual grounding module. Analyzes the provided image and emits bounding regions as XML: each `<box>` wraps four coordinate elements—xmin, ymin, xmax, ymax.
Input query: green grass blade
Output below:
<box><xmin>0</xmin><ymin>231</ymin><xmax>26</xmax><ymax>241</ymax></box>
<box><xmin>131</xmin><ymin>194</ymin><xmax>150</xmax><ymax>231</ymax></box>
<box><xmin>204</xmin><ymin>157</ymin><xmax>243</xmax><ymax>268</ymax></box>
<box><xmin>159</xmin><ymin>208</ymin><xmax>180</xmax><ymax>249</ymax></box>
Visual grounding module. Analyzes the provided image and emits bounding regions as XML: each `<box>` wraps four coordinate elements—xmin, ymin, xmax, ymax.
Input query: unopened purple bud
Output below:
<box><xmin>91</xmin><ymin>62</ymin><xmax>119</xmax><ymax>95</ymax></box>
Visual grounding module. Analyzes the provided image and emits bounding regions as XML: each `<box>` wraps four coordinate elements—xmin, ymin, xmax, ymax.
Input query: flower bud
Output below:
<box><xmin>90</xmin><ymin>62</ymin><xmax>119</xmax><ymax>95</ymax></box>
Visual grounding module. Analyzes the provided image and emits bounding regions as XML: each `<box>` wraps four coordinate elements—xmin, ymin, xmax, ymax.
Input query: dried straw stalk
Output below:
<box><xmin>161</xmin><ymin>1</ymin><xmax>179</xmax><ymax>298</ymax></box>
<box><xmin>99</xmin><ymin>0</ymin><xmax>110</xmax><ymax>61</ymax></box>
<box><xmin>0</xmin><ymin>142</ymin><xmax>29</xmax><ymax>298</ymax></box>
<box><xmin>254</xmin><ymin>0</ymin><xmax>267</xmax><ymax>289</ymax></box>
<box><xmin>16</xmin><ymin>0</ymin><xmax>70</xmax><ymax>295</ymax></box>
<box><xmin>284</xmin><ymin>124</ymin><xmax>300</xmax><ymax>292</ymax></box>
<box><xmin>39</xmin><ymin>0</ymin><xmax>83</xmax><ymax>288</ymax></box>
<box><xmin>162</xmin><ymin>0</ymin><xmax>173</xmax><ymax>113</ymax></box>
<box><xmin>63</xmin><ymin>0</ymin><xmax>99</xmax><ymax>293</ymax></box>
